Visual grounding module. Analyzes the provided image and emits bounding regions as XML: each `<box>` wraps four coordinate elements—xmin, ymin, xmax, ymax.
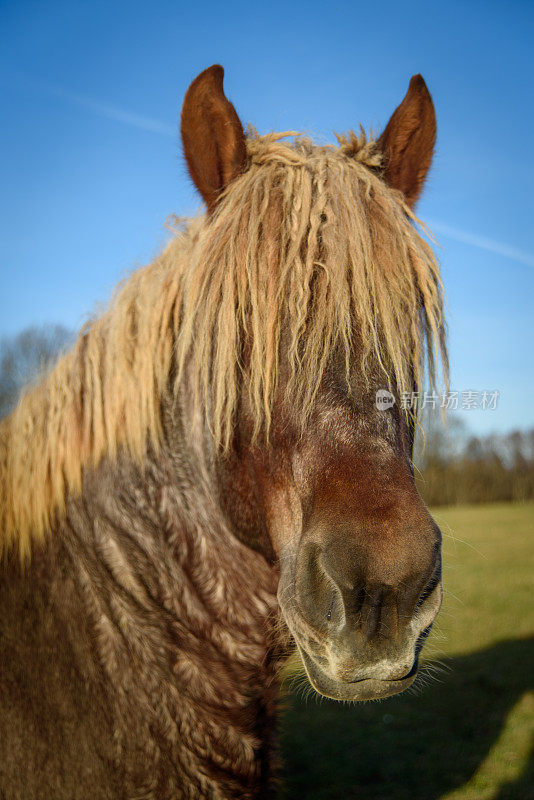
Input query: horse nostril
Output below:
<box><xmin>326</xmin><ymin>591</ymin><xmax>335</xmax><ymax>622</ymax></box>
<box><xmin>354</xmin><ymin>586</ymin><xmax>366</xmax><ymax>615</ymax></box>
<box><xmin>416</xmin><ymin>565</ymin><xmax>441</xmax><ymax>609</ymax></box>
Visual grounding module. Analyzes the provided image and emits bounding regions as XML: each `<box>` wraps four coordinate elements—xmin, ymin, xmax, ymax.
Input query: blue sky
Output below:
<box><xmin>1</xmin><ymin>0</ymin><xmax>533</xmax><ymax>435</ymax></box>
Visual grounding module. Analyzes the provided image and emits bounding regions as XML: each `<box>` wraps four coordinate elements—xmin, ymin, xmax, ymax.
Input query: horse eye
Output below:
<box><xmin>320</xmin><ymin>213</ymin><xmax>327</xmax><ymax>223</ymax></box>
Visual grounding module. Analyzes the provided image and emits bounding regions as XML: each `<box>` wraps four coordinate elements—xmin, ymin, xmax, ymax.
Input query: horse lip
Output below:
<box><xmin>297</xmin><ymin>645</ymin><xmax>419</xmax><ymax>701</ymax></box>
<box><xmin>347</xmin><ymin>658</ymin><xmax>418</xmax><ymax>684</ymax></box>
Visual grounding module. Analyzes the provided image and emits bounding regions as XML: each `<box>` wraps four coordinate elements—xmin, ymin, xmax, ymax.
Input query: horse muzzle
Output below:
<box><xmin>278</xmin><ymin>526</ymin><xmax>443</xmax><ymax>701</ymax></box>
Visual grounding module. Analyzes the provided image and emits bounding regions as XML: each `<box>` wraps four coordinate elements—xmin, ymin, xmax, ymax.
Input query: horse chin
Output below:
<box><xmin>296</xmin><ymin>644</ymin><xmax>419</xmax><ymax>702</ymax></box>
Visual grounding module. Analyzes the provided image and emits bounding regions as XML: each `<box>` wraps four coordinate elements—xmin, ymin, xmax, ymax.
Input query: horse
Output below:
<box><xmin>0</xmin><ymin>65</ymin><xmax>447</xmax><ymax>799</ymax></box>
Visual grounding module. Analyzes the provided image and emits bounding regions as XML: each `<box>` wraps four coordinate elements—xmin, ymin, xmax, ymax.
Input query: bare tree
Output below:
<box><xmin>0</xmin><ymin>324</ymin><xmax>72</xmax><ymax>419</ymax></box>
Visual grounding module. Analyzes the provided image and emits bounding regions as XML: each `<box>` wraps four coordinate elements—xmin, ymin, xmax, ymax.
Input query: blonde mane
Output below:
<box><xmin>0</xmin><ymin>130</ymin><xmax>447</xmax><ymax>559</ymax></box>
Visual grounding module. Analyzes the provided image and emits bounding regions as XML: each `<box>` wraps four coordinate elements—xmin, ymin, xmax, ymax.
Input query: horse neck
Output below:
<box><xmin>62</xmin><ymin>431</ymin><xmax>280</xmax><ymax>661</ymax></box>
<box><xmin>52</xmin><ymin>436</ymin><xmax>283</xmax><ymax>794</ymax></box>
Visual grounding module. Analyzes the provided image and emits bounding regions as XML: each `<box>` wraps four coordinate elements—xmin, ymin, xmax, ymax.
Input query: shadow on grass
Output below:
<box><xmin>280</xmin><ymin>637</ymin><xmax>534</xmax><ymax>800</ymax></box>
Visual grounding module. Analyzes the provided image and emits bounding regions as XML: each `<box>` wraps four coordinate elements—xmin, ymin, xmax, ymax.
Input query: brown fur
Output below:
<box><xmin>0</xmin><ymin>66</ymin><xmax>447</xmax><ymax>799</ymax></box>
<box><xmin>0</xmin><ymin>443</ymin><xmax>284</xmax><ymax>799</ymax></box>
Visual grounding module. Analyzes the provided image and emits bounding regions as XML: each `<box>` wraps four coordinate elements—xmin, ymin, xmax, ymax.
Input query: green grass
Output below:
<box><xmin>280</xmin><ymin>502</ymin><xmax>534</xmax><ymax>800</ymax></box>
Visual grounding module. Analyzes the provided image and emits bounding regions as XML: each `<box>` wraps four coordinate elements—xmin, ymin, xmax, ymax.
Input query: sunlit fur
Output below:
<box><xmin>0</xmin><ymin>129</ymin><xmax>447</xmax><ymax>560</ymax></box>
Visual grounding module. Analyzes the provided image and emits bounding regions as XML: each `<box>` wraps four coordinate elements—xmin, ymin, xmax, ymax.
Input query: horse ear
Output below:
<box><xmin>377</xmin><ymin>75</ymin><xmax>436</xmax><ymax>208</ymax></box>
<box><xmin>181</xmin><ymin>65</ymin><xmax>247</xmax><ymax>213</ymax></box>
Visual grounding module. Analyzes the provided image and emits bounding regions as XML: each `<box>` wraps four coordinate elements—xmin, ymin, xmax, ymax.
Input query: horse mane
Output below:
<box><xmin>0</xmin><ymin>130</ymin><xmax>447</xmax><ymax>559</ymax></box>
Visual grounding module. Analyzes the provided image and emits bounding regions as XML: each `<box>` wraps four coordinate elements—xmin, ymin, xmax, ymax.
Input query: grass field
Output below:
<box><xmin>280</xmin><ymin>502</ymin><xmax>534</xmax><ymax>800</ymax></box>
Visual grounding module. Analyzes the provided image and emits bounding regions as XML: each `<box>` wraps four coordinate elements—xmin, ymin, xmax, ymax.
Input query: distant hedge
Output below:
<box><xmin>415</xmin><ymin>421</ymin><xmax>534</xmax><ymax>506</ymax></box>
